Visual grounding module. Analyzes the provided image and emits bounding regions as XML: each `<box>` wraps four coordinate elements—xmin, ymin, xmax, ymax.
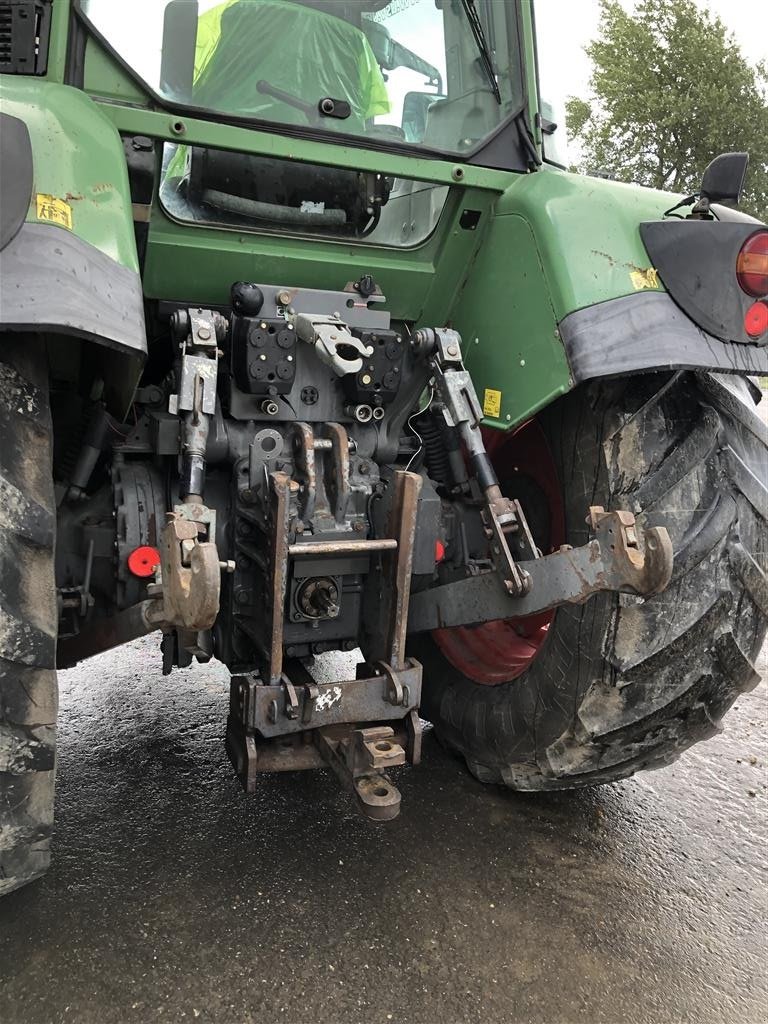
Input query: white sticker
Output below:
<box><xmin>314</xmin><ymin>686</ymin><xmax>342</xmax><ymax>712</ymax></box>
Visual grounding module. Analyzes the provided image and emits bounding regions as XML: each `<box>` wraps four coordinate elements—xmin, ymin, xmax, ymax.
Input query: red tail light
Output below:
<box><xmin>736</xmin><ymin>231</ymin><xmax>768</xmax><ymax>298</ymax></box>
<box><xmin>744</xmin><ymin>301</ymin><xmax>768</xmax><ymax>339</ymax></box>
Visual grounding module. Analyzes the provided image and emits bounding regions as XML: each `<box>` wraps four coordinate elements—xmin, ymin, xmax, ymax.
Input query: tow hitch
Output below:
<box><xmin>226</xmin><ymin>660</ymin><xmax>423</xmax><ymax>820</ymax></box>
<box><xmin>225</xmin><ymin>467</ymin><xmax>425</xmax><ymax>820</ymax></box>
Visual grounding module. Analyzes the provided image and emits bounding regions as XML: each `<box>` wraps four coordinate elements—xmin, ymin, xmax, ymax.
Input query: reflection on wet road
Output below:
<box><xmin>1</xmin><ymin>638</ymin><xmax>766</xmax><ymax>1024</ymax></box>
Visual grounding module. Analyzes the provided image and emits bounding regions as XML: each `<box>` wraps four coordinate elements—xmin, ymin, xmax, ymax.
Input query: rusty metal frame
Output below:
<box><xmin>363</xmin><ymin>469</ymin><xmax>422</xmax><ymax>668</ymax></box>
<box><xmin>291</xmin><ymin>422</ymin><xmax>317</xmax><ymax>522</ymax></box>
<box><xmin>225</xmin><ymin>657</ymin><xmax>424</xmax><ymax>820</ymax></box>
<box><xmin>325</xmin><ymin>421</ymin><xmax>351</xmax><ymax>523</ymax></box>
<box><xmin>266</xmin><ymin>471</ymin><xmax>292</xmax><ymax>683</ymax></box>
<box><xmin>231</xmin><ymin>658</ymin><xmax>421</xmax><ymax>739</ymax></box>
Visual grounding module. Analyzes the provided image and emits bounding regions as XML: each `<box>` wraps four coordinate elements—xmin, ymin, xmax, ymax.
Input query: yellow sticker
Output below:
<box><xmin>483</xmin><ymin>388</ymin><xmax>502</xmax><ymax>418</ymax></box>
<box><xmin>630</xmin><ymin>267</ymin><xmax>659</xmax><ymax>290</ymax></box>
<box><xmin>35</xmin><ymin>194</ymin><xmax>73</xmax><ymax>231</ymax></box>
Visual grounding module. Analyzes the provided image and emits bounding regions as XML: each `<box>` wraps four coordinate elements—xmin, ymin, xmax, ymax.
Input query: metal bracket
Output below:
<box><xmin>168</xmin><ymin>308</ymin><xmax>224</xmax><ymax>502</ymax></box>
<box><xmin>264</xmin><ymin>471</ymin><xmax>292</xmax><ymax>684</ymax></box>
<box><xmin>481</xmin><ymin>495</ymin><xmax>536</xmax><ymax>597</ymax></box>
<box><xmin>362</xmin><ymin>469</ymin><xmax>422</xmax><ymax>669</ymax></box>
<box><xmin>586</xmin><ymin>506</ymin><xmax>673</xmax><ymax>595</ymax></box>
<box><xmin>173</xmin><ymin>500</ymin><xmax>218</xmax><ymax>548</ymax></box>
<box><xmin>57</xmin><ymin>538</ymin><xmax>95</xmax><ymax>619</ymax></box>
<box><xmin>224</xmin><ymin>660</ymin><xmax>422</xmax><ymax>821</ymax></box>
<box><xmin>168</xmin><ymin>310</ymin><xmax>220</xmax><ymax>417</ymax></box>
<box><xmin>233</xmin><ymin>659</ymin><xmax>422</xmax><ymax>739</ymax></box>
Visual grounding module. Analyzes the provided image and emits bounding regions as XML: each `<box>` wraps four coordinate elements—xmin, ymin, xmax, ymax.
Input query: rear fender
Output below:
<box><xmin>451</xmin><ymin>169</ymin><xmax>767</xmax><ymax>428</ymax></box>
<box><xmin>0</xmin><ymin>79</ymin><xmax>146</xmax><ymax>414</ymax></box>
<box><xmin>558</xmin><ymin>290</ymin><xmax>768</xmax><ymax>384</ymax></box>
<box><xmin>561</xmin><ymin>202</ymin><xmax>768</xmax><ymax>383</ymax></box>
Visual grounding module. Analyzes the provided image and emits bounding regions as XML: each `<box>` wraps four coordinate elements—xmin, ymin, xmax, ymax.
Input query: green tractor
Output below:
<box><xmin>1</xmin><ymin>0</ymin><xmax>766</xmax><ymax>896</ymax></box>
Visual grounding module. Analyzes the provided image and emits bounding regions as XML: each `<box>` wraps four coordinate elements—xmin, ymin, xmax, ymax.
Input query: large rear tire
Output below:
<box><xmin>411</xmin><ymin>371</ymin><xmax>767</xmax><ymax>790</ymax></box>
<box><xmin>0</xmin><ymin>337</ymin><xmax>57</xmax><ymax>895</ymax></box>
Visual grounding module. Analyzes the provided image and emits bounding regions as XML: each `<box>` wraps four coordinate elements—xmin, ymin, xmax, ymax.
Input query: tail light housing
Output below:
<box><xmin>736</xmin><ymin>231</ymin><xmax>768</xmax><ymax>298</ymax></box>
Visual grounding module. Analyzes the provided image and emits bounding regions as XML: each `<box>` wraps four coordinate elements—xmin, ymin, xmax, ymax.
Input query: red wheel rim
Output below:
<box><xmin>433</xmin><ymin>419</ymin><xmax>565</xmax><ymax>685</ymax></box>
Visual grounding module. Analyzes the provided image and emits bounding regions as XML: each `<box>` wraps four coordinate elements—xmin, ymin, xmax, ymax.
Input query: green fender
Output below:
<box><xmin>0</xmin><ymin>77</ymin><xmax>145</xmax><ymax>413</ymax></box>
<box><xmin>451</xmin><ymin>167</ymin><xmax>768</xmax><ymax>427</ymax></box>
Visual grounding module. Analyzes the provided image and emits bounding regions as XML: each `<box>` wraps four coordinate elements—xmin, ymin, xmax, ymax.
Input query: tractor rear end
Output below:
<box><xmin>0</xmin><ymin>0</ymin><xmax>766</xmax><ymax>896</ymax></box>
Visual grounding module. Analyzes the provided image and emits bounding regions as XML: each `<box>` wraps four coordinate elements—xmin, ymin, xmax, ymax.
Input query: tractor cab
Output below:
<box><xmin>80</xmin><ymin>0</ymin><xmax>532</xmax><ymax>241</ymax></box>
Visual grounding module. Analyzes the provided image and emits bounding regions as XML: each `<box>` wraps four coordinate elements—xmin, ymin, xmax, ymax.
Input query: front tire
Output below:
<box><xmin>411</xmin><ymin>371</ymin><xmax>767</xmax><ymax>790</ymax></box>
<box><xmin>0</xmin><ymin>337</ymin><xmax>57</xmax><ymax>895</ymax></box>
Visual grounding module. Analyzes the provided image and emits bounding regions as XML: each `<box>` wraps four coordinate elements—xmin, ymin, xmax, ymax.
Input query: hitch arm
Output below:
<box><xmin>412</xmin><ymin>327</ymin><xmax>538</xmax><ymax>596</ymax></box>
<box><xmin>407</xmin><ymin>507</ymin><xmax>673</xmax><ymax>634</ymax></box>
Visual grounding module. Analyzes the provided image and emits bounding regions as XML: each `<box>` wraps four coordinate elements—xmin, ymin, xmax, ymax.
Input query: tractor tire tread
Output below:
<box><xmin>413</xmin><ymin>371</ymin><xmax>767</xmax><ymax>791</ymax></box>
<box><xmin>0</xmin><ymin>338</ymin><xmax>57</xmax><ymax>897</ymax></box>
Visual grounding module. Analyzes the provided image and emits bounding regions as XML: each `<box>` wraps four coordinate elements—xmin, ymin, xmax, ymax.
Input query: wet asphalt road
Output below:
<box><xmin>1</xmin><ymin>638</ymin><xmax>766</xmax><ymax>1024</ymax></box>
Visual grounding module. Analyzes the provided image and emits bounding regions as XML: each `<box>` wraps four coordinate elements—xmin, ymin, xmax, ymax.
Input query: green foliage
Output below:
<box><xmin>567</xmin><ymin>0</ymin><xmax>768</xmax><ymax>220</ymax></box>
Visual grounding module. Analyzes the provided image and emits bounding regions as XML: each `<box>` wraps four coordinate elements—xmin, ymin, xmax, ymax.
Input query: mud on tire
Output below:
<box><xmin>0</xmin><ymin>337</ymin><xmax>57</xmax><ymax>895</ymax></box>
<box><xmin>411</xmin><ymin>371</ymin><xmax>767</xmax><ymax>790</ymax></box>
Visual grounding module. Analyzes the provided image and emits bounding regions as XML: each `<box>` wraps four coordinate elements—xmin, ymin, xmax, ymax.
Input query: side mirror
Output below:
<box><xmin>539</xmin><ymin>99</ymin><xmax>567</xmax><ymax>168</ymax></box>
<box><xmin>700</xmin><ymin>152</ymin><xmax>749</xmax><ymax>207</ymax></box>
<box><xmin>362</xmin><ymin>19</ymin><xmax>442</xmax><ymax>91</ymax></box>
<box><xmin>402</xmin><ymin>91</ymin><xmax>444</xmax><ymax>143</ymax></box>
<box><xmin>362</xmin><ymin>18</ymin><xmax>394</xmax><ymax>67</ymax></box>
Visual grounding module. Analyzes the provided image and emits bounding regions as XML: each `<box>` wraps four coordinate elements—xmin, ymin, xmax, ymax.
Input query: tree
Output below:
<box><xmin>566</xmin><ymin>0</ymin><xmax>768</xmax><ymax>221</ymax></box>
